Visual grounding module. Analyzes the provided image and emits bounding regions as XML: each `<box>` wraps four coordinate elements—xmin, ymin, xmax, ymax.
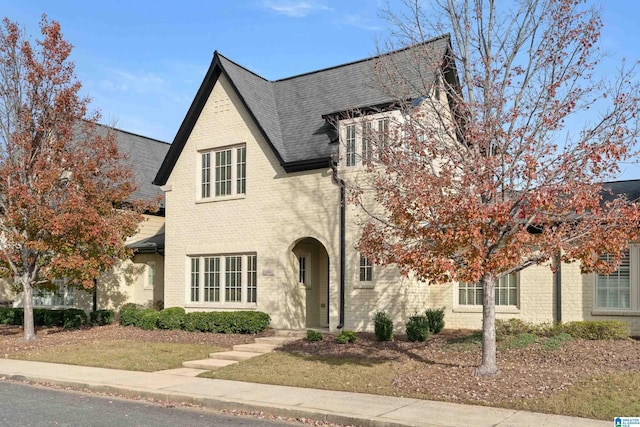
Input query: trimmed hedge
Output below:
<box><xmin>496</xmin><ymin>318</ymin><xmax>630</xmax><ymax>340</ymax></box>
<box><xmin>425</xmin><ymin>307</ymin><xmax>445</xmax><ymax>334</ymax></box>
<box><xmin>118</xmin><ymin>305</ymin><xmax>270</xmax><ymax>334</ymax></box>
<box><xmin>0</xmin><ymin>307</ymin><xmax>87</xmax><ymax>328</ymax></box>
<box><xmin>90</xmin><ymin>310</ymin><xmax>114</xmax><ymax>326</ymax></box>
<box><xmin>561</xmin><ymin>320</ymin><xmax>630</xmax><ymax>340</ymax></box>
<box><xmin>158</xmin><ymin>307</ymin><xmax>186</xmax><ymax>330</ymax></box>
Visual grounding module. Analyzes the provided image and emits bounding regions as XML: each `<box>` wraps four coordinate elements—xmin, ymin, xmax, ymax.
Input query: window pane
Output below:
<box><xmin>215</xmin><ymin>149</ymin><xmax>232</xmax><ymax>196</ymax></box>
<box><xmin>247</xmin><ymin>255</ymin><xmax>257</xmax><ymax>303</ymax></box>
<box><xmin>236</xmin><ymin>146</ymin><xmax>246</xmax><ymax>195</ymax></box>
<box><xmin>346</xmin><ymin>124</ymin><xmax>356</xmax><ymax>167</ymax></box>
<box><xmin>204</xmin><ymin>257</ymin><xmax>220</xmax><ymax>302</ymax></box>
<box><xmin>190</xmin><ymin>258</ymin><xmax>200</xmax><ymax>302</ymax></box>
<box><xmin>362</xmin><ymin>122</ymin><xmax>372</xmax><ymax>163</ymax></box>
<box><xmin>359</xmin><ymin>255</ymin><xmax>372</xmax><ymax>282</ymax></box>
<box><xmin>596</xmin><ymin>251</ymin><xmax>631</xmax><ymax>309</ymax></box>
<box><xmin>299</xmin><ymin>256</ymin><xmax>306</xmax><ymax>284</ymax></box>
<box><xmin>225</xmin><ymin>256</ymin><xmax>242</xmax><ymax>302</ymax></box>
<box><xmin>201</xmin><ymin>152</ymin><xmax>211</xmax><ymax>198</ymax></box>
<box><xmin>495</xmin><ymin>274</ymin><xmax>518</xmax><ymax>306</ymax></box>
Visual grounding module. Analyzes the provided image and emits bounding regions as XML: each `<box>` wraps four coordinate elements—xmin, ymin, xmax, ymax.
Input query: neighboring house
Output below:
<box><xmin>7</xmin><ymin>125</ymin><xmax>170</xmax><ymax>312</ymax></box>
<box><xmin>154</xmin><ymin>35</ymin><xmax>640</xmax><ymax>334</ymax></box>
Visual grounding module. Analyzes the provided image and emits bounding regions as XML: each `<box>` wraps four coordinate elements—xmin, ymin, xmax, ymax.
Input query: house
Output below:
<box><xmin>5</xmin><ymin>125</ymin><xmax>170</xmax><ymax>312</ymax></box>
<box><xmin>153</xmin><ymin>36</ymin><xmax>640</xmax><ymax>334</ymax></box>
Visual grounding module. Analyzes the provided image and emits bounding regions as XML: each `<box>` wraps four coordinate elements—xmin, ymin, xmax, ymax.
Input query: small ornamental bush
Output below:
<box><xmin>181</xmin><ymin>311</ymin><xmax>270</xmax><ymax>334</ymax></box>
<box><xmin>306</xmin><ymin>329</ymin><xmax>323</xmax><ymax>342</ymax></box>
<box><xmin>90</xmin><ymin>309</ymin><xmax>115</xmax><ymax>326</ymax></box>
<box><xmin>0</xmin><ymin>307</ymin><xmax>11</xmax><ymax>324</ymax></box>
<box><xmin>63</xmin><ymin>308</ymin><xmax>87</xmax><ymax>329</ymax></box>
<box><xmin>119</xmin><ymin>303</ymin><xmax>143</xmax><ymax>326</ymax></box>
<box><xmin>496</xmin><ymin>318</ymin><xmax>531</xmax><ymax>338</ymax></box>
<box><xmin>138</xmin><ymin>309</ymin><xmax>160</xmax><ymax>330</ymax></box>
<box><xmin>335</xmin><ymin>330</ymin><xmax>357</xmax><ymax>344</ymax></box>
<box><xmin>373</xmin><ymin>311</ymin><xmax>394</xmax><ymax>341</ymax></box>
<box><xmin>406</xmin><ymin>314</ymin><xmax>430</xmax><ymax>342</ymax></box>
<box><xmin>38</xmin><ymin>309</ymin><xmax>64</xmax><ymax>327</ymax></box>
<box><xmin>425</xmin><ymin>307</ymin><xmax>445</xmax><ymax>334</ymax></box>
<box><xmin>560</xmin><ymin>320</ymin><xmax>630</xmax><ymax>340</ymax></box>
<box><xmin>158</xmin><ymin>307</ymin><xmax>186</xmax><ymax>330</ymax></box>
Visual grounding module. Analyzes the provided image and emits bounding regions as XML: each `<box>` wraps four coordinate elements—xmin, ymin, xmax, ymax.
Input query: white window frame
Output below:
<box><xmin>456</xmin><ymin>273</ymin><xmax>519</xmax><ymax>308</ymax></box>
<box><xmin>594</xmin><ymin>247</ymin><xmax>639</xmax><ymax>313</ymax></box>
<box><xmin>145</xmin><ymin>262</ymin><xmax>156</xmax><ymax>289</ymax></box>
<box><xmin>298</xmin><ymin>255</ymin><xmax>308</xmax><ymax>285</ymax></box>
<box><xmin>188</xmin><ymin>253</ymin><xmax>257</xmax><ymax>307</ymax></box>
<box><xmin>359</xmin><ymin>254</ymin><xmax>373</xmax><ymax>282</ymax></box>
<box><xmin>198</xmin><ymin>144</ymin><xmax>246</xmax><ymax>201</ymax></box>
<box><xmin>342</xmin><ymin>117</ymin><xmax>390</xmax><ymax>167</ymax></box>
<box><xmin>33</xmin><ymin>279</ymin><xmax>76</xmax><ymax>307</ymax></box>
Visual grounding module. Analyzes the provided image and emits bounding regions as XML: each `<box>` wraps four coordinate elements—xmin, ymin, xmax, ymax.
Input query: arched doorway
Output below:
<box><xmin>291</xmin><ymin>237</ymin><xmax>329</xmax><ymax>328</ymax></box>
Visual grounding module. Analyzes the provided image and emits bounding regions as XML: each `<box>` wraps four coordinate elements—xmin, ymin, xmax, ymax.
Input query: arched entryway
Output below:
<box><xmin>291</xmin><ymin>237</ymin><xmax>329</xmax><ymax>328</ymax></box>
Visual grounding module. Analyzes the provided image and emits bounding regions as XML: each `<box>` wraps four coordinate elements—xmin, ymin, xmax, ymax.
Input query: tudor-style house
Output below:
<box><xmin>154</xmin><ymin>35</ymin><xmax>640</xmax><ymax>334</ymax></box>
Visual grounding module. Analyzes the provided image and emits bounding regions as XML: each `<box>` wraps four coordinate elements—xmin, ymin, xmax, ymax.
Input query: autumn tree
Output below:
<box><xmin>0</xmin><ymin>16</ymin><xmax>147</xmax><ymax>340</ymax></box>
<box><xmin>352</xmin><ymin>0</ymin><xmax>640</xmax><ymax>375</ymax></box>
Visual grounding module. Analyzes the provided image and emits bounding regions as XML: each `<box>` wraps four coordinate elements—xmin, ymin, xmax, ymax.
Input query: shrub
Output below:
<box><xmin>496</xmin><ymin>318</ymin><xmax>531</xmax><ymax>337</ymax></box>
<box><xmin>182</xmin><ymin>311</ymin><xmax>270</xmax><ymax>334</ymax></box>
<box><xmin>41</xmin><ymin>309</ymin><xmax>64</xmax><ymax>327</ymax></box>
<box><xmin>90</xmin><ymin>310</ymin><xmax>114</xmax><ymax>326</ymax></box>
<box><xmin>119</xmin><ymin>303</ymin><xmax>142</xmax><ymax>326</ymax></box>
<box><xmin>543</xmin><ymin>332</ymin><xmax>573</xmax><ymax>350</ymax></box>
<box><xmin>306</xmin><ymin>330</ymin><xmax>323</xmax><ymax>342</ymax></box>
<box><xmin>560</xmin><ymin>320</ymin><xmax>630</xmax><ymax>340</ymax></box>
<box><xmin>0</xmin><ymin>308</ymin><xmax>23</xmax><ymax>325</ymax></box>
<box><xmin>138</xmin><ymin>309</ymin><xmax>159</xmax><ymax>330</ymax></box>
<box><xmin>157</xmin><ymin>307</ymin><xmax>186</xmax><ymax>330</ymax></box>
<box><xmin>373</xmin><ymin>311</ymin><xmax>393</xmax><ymax>341</ymax></box>
<box><xmin>425</xmin><ymin>307</ymin><xmax>445</xmax><ymax>334</ymax></box>
<box><xmin>406</xmin><ymin>314</ymin><xmax>430</xmax><ymax>342</ymax></box>
<box><xmin>63</xmin><ymin>308</ymin><xmax>87</xmax><ymax>328</ymax></box>
<box><xmin>0</xmin><ymin>307</ymin><xmax>10</xmax><ymax>324</ymax></box>
<box><xmin>504</xmin><ymin>332</ymin><xmax>538</xmax><ymax>349</ymax></box>
<box><xmin>335</xmin><ymin>330</ymin><xmax>357</xmax><ymax>344</ymax></box>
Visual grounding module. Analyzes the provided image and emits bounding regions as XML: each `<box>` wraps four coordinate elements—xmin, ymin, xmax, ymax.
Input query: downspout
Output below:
<box><xmin>330</xmin><ymin>154</ymin><xmax>345</xmax><ymax>329</ymax></box>
<box><xmin>554</xmin><ymin>251</ymin><xmax>562</xmax><ymax>323</ymax></box>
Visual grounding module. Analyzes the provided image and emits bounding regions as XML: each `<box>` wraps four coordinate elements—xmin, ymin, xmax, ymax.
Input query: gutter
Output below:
<box><xmin>555</xmin><ymin>251</ymin><xmax>562</xmax><ymax>323</ymax></box>
<box><xmin>329</xmin><ymin>154</ymin><xmax>345</xmax><ymax>329</ymax></box>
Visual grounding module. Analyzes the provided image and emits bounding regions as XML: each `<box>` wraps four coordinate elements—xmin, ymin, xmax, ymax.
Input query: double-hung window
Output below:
<box><xmin>596</xmin><ymin>249</ymin><xmax>632</xmax><ymax>310</ymax></box>
<box><xmin>359</xmin><ymin>254</ymin><xmax>373</xmax><ymax>282</ymax></box>
<box><xmin>345</xmin><ymin>124</ymin><xmax>357</xmax><ymax>167</ymax></box>
<box><xmin>190</xmin><ymin>254</ymin><xmax>257</xmax><ymax>305</ymax></box>
<box><xmin>343</xmin><ymin>118</ymin><xmax>389</xmax><ymax>167</ymax></box>
<box><xmin>200</xmin><ymin>145</ymin><xmax>246</xmax><ymax>199</ymax></box>
<box><xmin>458</xmin><ymin>273</ymin><xmax>519</xmax><ymax>307</ymax></box>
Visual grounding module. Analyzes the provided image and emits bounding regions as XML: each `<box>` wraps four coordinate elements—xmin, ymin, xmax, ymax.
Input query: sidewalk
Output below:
<box><xmin>0</xmin><ymin>359</ymin><xmax>608</xmax><ymax>427</ymax></box>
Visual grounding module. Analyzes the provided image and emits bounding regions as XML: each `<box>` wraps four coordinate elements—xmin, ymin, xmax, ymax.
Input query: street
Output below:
<box><xmin>0</xmin><ymin>381</ymin><xmax>296</xmax><ymax>426</ymax></box>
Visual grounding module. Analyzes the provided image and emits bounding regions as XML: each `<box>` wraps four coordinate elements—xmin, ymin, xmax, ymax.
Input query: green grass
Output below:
<box><xmin>199</xmin><ymin>352</ymin><xmax>403</xmax><ymax>396</ymax></box>
<box><xmin>10</xmin><ymin>340</ymin><xmax>223</xmax><ymax>372</ymax></box>
<box><xmin>508</xmin><ymin>371</ymin><xmax>640</xmax><ymax>420</ymax></box>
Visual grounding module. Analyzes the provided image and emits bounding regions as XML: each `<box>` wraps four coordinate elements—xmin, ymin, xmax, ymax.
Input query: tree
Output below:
<box><xmin>351</xmin><ymin>0</ymin><xmax>640</xmax><ymax>376</ymax></box>
<box><xmin>0</xmin><ymin>16</ymin><xmax>148</xmax><ymax>341</ymax></box>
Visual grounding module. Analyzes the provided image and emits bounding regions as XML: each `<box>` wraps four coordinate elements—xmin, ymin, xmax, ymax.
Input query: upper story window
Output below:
<box><xmin>200</xmin><ymin>145</ymin><xmax>246</xmax><ymax>199</ymax></box>
<box><xmin>343</xmin><ymin>118</ymin><xmax>389</xmax><ymax>167</ymax></box>
<box><xmin>458</xmin><ymin>273</ymin><xmax>519</xmax><ymax>307</ymax></box>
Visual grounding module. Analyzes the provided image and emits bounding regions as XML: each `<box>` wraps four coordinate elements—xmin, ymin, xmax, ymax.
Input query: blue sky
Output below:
<box><xmin>2</xmin><ymin>0</ymin><xmax>640</xmax><ymax>178</ymax></box>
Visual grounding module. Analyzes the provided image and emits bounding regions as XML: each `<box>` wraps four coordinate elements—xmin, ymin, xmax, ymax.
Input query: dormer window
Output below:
<box><xmin>343</xmin><ymin>118</ymin><xmax>389</xmax><ymax>167</ymax></box>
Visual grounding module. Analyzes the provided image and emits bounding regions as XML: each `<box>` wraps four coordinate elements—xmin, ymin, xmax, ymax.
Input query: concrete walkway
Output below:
<box><xmin>0</xmin><ymin>359</ymin><xmax>608</xmax><ymax>427</ymax></box>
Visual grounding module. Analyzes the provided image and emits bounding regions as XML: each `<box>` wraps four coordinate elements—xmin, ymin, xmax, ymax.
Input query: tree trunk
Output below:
<box><xmin>22</xmin><ymin>276</ymin><xmax>36</xmax><ymax>341</ymax></box>
<box><xmin>474</xmin><ymin>274</ymin><xmax>499</xmax><ymax>376</ymax></box>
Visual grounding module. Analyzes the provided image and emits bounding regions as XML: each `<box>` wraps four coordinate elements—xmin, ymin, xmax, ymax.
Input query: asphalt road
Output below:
<box><xmin>0</xmin><ymin>381</ymin><xmax>297</xmax><ymax>426</ymax></box>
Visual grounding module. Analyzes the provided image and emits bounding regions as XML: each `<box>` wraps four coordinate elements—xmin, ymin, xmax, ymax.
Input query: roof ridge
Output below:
<box><xmin>274</xmin><ymin>34</ymin><xmax>450</xmax><ymax>83</ymax></box>
<box><xmin>215</xmin><ymin>51</ymin><xmax>271</xmax><ymax>82</ymax></box>
<box><xmin>95</xmin><ymin>122</ymin><xmax>171</xmax><ymax>145</ymax></box>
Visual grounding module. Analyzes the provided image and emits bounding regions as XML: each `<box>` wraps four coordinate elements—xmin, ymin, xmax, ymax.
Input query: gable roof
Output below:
<box><xmin>95</xmin><ymin>124</ymin><xmax>170</xmax><ymax>208</ymax></box>
<box><xmin>154</xmin><ymin>35</ymin><xmax>452</xmax><ymax>185</ymax></box>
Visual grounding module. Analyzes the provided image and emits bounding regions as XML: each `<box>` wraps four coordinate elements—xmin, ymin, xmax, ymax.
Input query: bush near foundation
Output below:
<box><xmin>373</xmin><ymin>311</ymin><xmax>394</xmax><ymax>341</ymax></box>
<box><xmin>406</xmin><ymin>314</ymin><xmax>430</xmax><ymax>342</ymax></box>
<box><xmin>118</xmin><ymin>304</ymin><xmax>270</xmax><ymax>334</ymax></box>
<box><xmin>90</xmin><ymin>309</ymin><xmax>114</xmax><ymax>326</ymax></box>
<box><xmin>496</xmin><ymin>318</ymin><xmax>630</xmax><ymax>340</ymax></box>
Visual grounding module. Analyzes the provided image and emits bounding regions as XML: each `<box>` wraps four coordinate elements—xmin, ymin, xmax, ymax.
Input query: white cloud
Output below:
<box><xmin>341</xmin><ymin>14</ymin><xmax>383</xmax><ymax>31</ymax></box>
<box><xmin>99</xmin><ymin>69</ymin><xmax>166</xmax><ymax>95</ymax></box>
<box><xmin>262</xmin><ymin>0</ymin><xmax>331</xmax><ymax>17</ymax></box>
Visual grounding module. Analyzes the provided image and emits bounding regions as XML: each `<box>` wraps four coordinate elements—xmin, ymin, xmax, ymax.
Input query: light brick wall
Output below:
<box><xmin>163</xmin><ymin>74</ymin><xmax>340</xmax><ymax>329</ymax></box>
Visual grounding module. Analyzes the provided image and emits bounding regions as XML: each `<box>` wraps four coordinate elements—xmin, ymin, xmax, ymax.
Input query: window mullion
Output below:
<box><xmin>241</xmin><ymin>255</ymin><xmax>247</xmax><ymax>304</ymax></box>
<box><xmin>220</xmin><ymin>256</ymin><xmax>226</xmax><ymax>303</ymax></box>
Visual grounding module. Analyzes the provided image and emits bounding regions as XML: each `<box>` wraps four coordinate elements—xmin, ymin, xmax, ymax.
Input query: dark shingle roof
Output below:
<box><xmin>95</xmin><ymin>124</ymin><xmax>170</xmax><ymax>206</ymax></box>
<box><xmin>602</xmin><ymin>179</ymin><xmax>640</xmax><ymax>203</ymax></box>
<box><xmin>154</xmin><ymin>35</ymin><xmax>451</xmax><ymax>184</ymax></box>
